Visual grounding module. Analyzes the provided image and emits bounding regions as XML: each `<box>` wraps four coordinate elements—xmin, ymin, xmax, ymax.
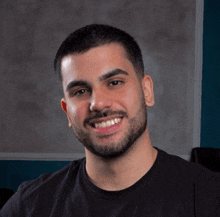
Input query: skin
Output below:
<box><xmin>60</xmin><ymin>43</ymin><xmax>157</xmax><ymax>191</ymax></box>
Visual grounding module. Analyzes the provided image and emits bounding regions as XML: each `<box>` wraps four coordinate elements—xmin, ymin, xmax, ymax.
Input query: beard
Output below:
<box><xmin>71</xmin><ymin>98</ymin><xmax>147</xmax><ymax>159</ymax></box>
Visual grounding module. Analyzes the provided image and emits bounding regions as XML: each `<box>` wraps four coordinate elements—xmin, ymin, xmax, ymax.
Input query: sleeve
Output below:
<box><xmin>0</xmin><ymin>173</ymin><xmax>52</xmax><ymax>217</ymax></box>
<box><xmin>194</xmin><ymin>168</ymin><xmax>220</xmax><ymax>217</ymax></box>
<box><xmin>0</xmin><ymin>182</ymin><xmax>27</xmax><ymax>217</ymax></box>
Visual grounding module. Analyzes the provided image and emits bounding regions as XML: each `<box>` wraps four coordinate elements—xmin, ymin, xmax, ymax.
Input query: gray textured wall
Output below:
<box><xmin>1</xmin><ymin>0</ymin><xmax>197</xmax><ymax>159</ymax></box>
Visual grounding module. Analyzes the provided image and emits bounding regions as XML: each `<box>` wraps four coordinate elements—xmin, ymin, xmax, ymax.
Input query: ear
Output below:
<box><xmin>61</xmin><ymin>98</ymin><xmax>67</xmax><ymax>112</ymax></box>
<box><xmin>61</xmin><ymin>98</ymin><xmax>72</xmax><ymax>128</ymax></box>
<box><xmin>142</xmin><ymin>75</ymin><xmax>155</xmax><ymax>107</ymax></box>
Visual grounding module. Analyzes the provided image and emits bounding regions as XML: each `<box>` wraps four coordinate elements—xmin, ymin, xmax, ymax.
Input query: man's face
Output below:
<box><xmin>61</xmin><ymin>43</ymin><xmax>154</xmax><ymax>159</ymax></box>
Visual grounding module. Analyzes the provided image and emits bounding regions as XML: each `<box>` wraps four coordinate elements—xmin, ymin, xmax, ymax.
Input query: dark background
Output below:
<box><xmin>1</xmin><ymin>0</ymin><xmax>197</xmax><ymax>159</ymax></box>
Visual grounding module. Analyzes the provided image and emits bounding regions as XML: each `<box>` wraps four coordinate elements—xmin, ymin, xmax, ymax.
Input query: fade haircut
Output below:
<box><xmin>54</xmin><ymin>24</ymin><xmax>144</xmax><ymax>81</ymax></box>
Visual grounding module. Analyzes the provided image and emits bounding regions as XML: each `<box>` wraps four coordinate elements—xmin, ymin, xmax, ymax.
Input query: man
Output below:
<box><xmin>1</xmin><ymin>24</ymin><xmax>220</xmax><ymax>216</ymax></box>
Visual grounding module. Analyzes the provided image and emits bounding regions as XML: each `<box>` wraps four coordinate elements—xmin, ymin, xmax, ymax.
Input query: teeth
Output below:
<box><xmin>106</xmin><ymin>120</ymin><xmax>111</xmax><ymax>127</ymax></box>
<box><xmin>94</xmin><ymin>118</ymin><xmax>122</xmax><ymax>128</ymax></box>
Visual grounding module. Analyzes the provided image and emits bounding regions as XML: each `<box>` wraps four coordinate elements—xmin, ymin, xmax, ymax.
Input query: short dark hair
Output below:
<box><xmin>54</xmin><ymin>24</ymin><xmax>144</xmax><ymax>81</ymax></box>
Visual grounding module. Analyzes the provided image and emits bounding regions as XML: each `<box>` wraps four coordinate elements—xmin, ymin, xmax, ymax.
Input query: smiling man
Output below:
<box><xmin>1</xmin><ymin>24</ymin><xmax>220</xmax><ymax>216</ymax></box>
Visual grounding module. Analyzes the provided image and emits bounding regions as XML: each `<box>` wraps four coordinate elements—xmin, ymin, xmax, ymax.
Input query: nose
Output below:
<box><xmin>89</xmin><ymin>89</ymin><xmax>112</xmax><ymax>112</ymax></box>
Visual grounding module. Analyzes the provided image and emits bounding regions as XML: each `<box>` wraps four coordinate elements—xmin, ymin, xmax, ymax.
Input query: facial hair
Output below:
<box><xmin>71</xmin><ymin>97</ymin><xmax>147</xmax><ymax>159</ymax></box>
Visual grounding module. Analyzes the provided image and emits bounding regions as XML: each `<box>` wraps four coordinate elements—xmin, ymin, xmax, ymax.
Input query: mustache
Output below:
<box><xmin>84</xmin><ymin>110</ymin><xmax>128</xmax><ymax>125</ymax></box>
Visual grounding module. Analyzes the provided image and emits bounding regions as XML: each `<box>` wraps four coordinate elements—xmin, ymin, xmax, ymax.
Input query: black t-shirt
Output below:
<box><xmin>1</xmin><ymin>148</ymin><xmax>220</xmax><ymax>216</ymax></box>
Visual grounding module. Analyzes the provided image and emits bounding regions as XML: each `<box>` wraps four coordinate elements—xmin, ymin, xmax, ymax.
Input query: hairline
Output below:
<box><xmin>58</xmin><ymin>41</ymin><xmax>144</xmax><ymax>82</ymax></box>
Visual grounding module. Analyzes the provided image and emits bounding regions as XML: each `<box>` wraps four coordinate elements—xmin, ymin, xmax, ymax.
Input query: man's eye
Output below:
<box><xmin>74</xmin><ymin>89</ymin><xmax>88</xmax><ymax>96</ymax></box>
<box><xmin>109</xmin><ymin>80</ymin><xmax>123</xmax><ymax>86</ymax></box>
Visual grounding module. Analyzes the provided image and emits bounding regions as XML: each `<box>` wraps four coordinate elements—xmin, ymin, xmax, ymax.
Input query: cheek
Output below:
<box><xmin>67</xmin><ymin>102</ymin><xmax>88</xmax><ymax>124</ymax></box>
<box><xmin>119</xmin><ymin>85</ymin><xmax>143</xmax><ymax>110</ymax></box>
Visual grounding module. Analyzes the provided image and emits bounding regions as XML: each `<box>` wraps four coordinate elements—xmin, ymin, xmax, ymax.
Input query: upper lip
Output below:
<box><xmin>87</xmin><ymin>115</ymin><xmax>123</xmax><ymax>125</ymax></box>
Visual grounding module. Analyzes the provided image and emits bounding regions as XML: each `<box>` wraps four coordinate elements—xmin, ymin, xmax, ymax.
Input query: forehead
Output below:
<box><xmin>61</xmin><ymin>43</ymin><xmax>136</xmax><ymax>86</ymax></box>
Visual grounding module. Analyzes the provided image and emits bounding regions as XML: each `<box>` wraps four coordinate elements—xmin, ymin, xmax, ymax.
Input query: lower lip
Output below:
<box><xmin>92</xmin><ymin>119</ymin><xmax>123</xmax><ymax>135</ymax></box>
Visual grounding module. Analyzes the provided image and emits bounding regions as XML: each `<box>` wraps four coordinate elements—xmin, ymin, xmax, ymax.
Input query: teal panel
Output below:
<box><xmin>201</xmin><ymin>0</ymin><xmax>220</xmax><ymax>148</ymax></box>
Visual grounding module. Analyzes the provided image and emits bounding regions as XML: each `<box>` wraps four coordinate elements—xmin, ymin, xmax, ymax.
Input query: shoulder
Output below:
<box><xmin>0</xmin><ymin>158</ymin><xmax>85</xmax><ymax>216</ymax></box>
<box><xmin>156</xmin><ymin>148</ymin><xmax>220</xmax><ymax>215</ymax></box>
<box><xmin>19</xmin><ymin>158</ymin><xmax>84</xmax><ymax>192</ymax></box>
<box><xmin>157</xmin><ymin>148</ymin><xmax>220</xmax><ymax>179</ymax></box>
<box><xmin>155</xmin><ymin>148</ymin><xmax>220</xmax><ymax>192</ymax></box>
<box><xmin>22</xmin><ymin>158</ymin><xmax>85</xmax><ymax>199</ymax></box>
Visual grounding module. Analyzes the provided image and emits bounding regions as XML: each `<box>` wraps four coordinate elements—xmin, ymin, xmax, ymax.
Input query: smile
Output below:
<box><xmin>93</xmin><ymin>118</ymin><xmax>122</xmax><ymax>128</ymax></box>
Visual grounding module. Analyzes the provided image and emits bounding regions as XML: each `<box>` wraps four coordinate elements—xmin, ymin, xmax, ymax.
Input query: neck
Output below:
<box><xmin>85</xmin><ymin>129</ymin><xmax>157</xmax><ymax>191</ymax></box>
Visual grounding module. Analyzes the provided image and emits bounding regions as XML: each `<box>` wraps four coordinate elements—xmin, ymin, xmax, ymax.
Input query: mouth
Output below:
<box><xmin>90</xmin><ymin>117</ymin><xmax>123</xmax><ymax>128</ymax></box>
<box><xmin>87</xmin><ymin>116</ymin><xmax>124</xmax><ymax>136</ymax></box>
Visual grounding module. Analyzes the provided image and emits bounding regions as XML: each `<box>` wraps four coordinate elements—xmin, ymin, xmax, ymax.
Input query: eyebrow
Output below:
<box><xmin>66</xmin><ymin>68</ymin><xmax>129</xmax><ymax>92</ymax></box>
<box><xmin>99</xmin><ymin>69</ymin><xmax>129</xmax><ymax>82</ymax></box>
